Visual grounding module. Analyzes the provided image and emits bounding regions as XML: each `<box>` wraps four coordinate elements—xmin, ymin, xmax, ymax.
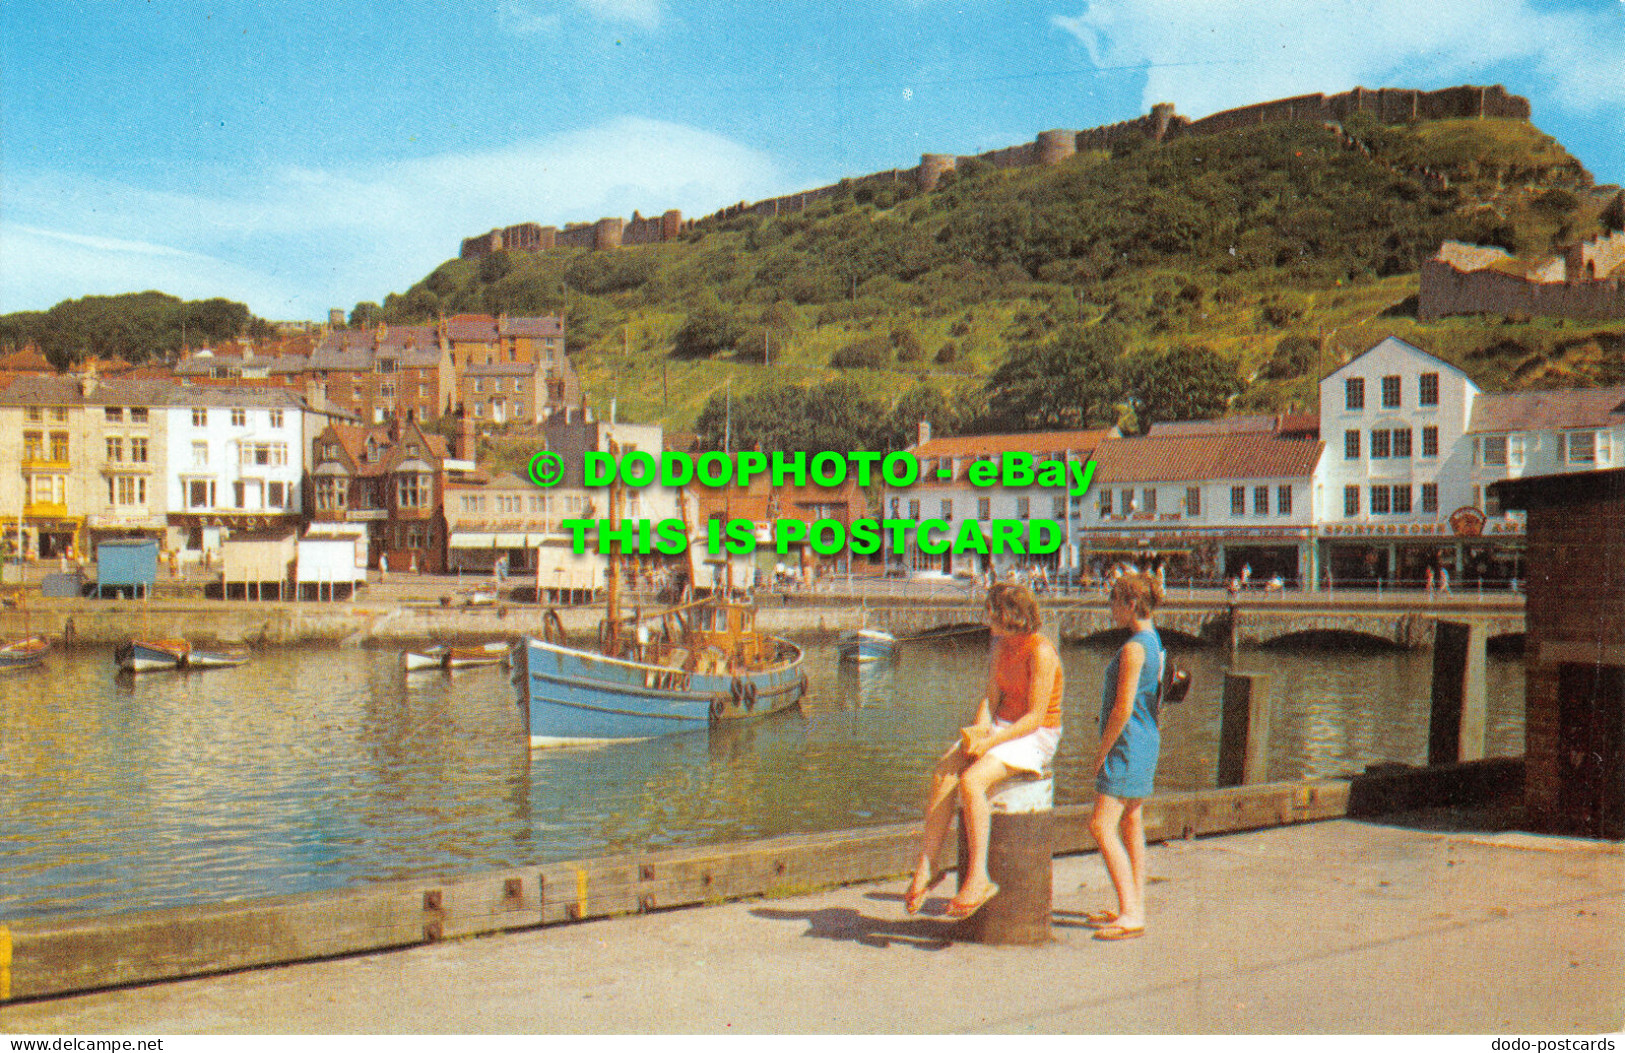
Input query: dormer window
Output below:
<box><xmin>378</xmin><ymin>358</ymin><xmax>397</xmax><ymax>375</ymax></box>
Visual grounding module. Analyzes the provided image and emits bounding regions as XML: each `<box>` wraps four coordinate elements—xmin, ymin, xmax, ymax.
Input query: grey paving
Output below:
<box><xmin>2</xmin><ymin>816</ymin><xmax>1620</xmax><ymax>1035</ymax></box>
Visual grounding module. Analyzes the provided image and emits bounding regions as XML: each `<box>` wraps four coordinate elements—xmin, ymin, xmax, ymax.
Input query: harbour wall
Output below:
<box><xmin>0</xmin><ymin>594</ymin><xmax>1524</xmax><ymax>650</ymax></box>
<box><xmin>0</xmin><ymin>758</ymin><xmax>1524</xmax><ymax>1002</ymax></box>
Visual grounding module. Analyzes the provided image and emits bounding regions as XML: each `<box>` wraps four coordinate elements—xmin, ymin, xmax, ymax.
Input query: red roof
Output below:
<box><xmin>911</xmin><ymin>428</ymin><xmax>1116</xmax><ymax>460</ymax></box>
<box><xmin>1092</xmin><ymin>433</ymin><xmax>1325</xmax><ymax>484</ymax></box>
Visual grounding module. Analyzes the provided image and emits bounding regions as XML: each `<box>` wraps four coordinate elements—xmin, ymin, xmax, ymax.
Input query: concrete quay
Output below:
<box><xmin>2</xmin><ymin>813</ymin><xmax>1619</xmax><ymax>1035</ymax></box>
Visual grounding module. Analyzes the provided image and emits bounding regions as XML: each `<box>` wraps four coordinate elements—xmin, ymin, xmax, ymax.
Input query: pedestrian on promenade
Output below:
<box><xmin>1086</xmin><ymin>570</ymin><xmax>1166</xmax><ymax>942</ymax></box>
<box><xmin>902</xmin><ymin>582</ymin><xmax>1062</xmax><ymax>919</ymax></box>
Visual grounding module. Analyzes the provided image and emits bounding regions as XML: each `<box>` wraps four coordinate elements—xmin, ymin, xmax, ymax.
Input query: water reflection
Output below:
<box><xmin>0</xmin><ymin>635</ymin><xmax>1523</xmax><ymax>922</ymax></box>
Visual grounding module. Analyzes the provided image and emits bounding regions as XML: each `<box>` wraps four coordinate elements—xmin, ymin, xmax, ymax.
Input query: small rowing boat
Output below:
<box><xmin>403</xmin><ymin>641</ymin><xmax>510</xmax><ymax>672</ymax></box>
<box><xmin>0</xmin><ymin>634</ymin><xmax>49</xmax><ymax>672</ymax></box>
<box><xmin>115</xmin><ymin>638</ymin><xmax>189</xmax><ymax>673</ymax></box>
<box><xmin>184</xmin><ymin>647</ymin><xmax>250</xmax><ymax>669</ymax></box>
<box><xmin>836</xmin><ymin>627</ymin><xmax>898</xmax><ymax>664</ymax></box>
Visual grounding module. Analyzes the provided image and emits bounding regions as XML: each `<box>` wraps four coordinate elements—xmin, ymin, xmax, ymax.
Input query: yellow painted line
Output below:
<box><xmin>575</xmin><ymin>869</ymin><xmax>588</xmax><ymax>917</ymax></box>
<box><xmin>1</xmin><ymin>924</ymin><xmax>12</xmax><ymax>1001</ymax></box>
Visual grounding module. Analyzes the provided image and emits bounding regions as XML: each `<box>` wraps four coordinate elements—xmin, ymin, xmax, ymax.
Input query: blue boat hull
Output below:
<box><xmin>515</xmin><ymin>636</ymin><xmax>807</xmax><ymax>748</ymax></box>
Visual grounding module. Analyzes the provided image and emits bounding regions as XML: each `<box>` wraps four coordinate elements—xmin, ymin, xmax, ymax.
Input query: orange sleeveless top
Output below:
<box><xmin>992</xmin><ymin>632</ymin><xmax>1063</xmax><ymax>728</ymax></box>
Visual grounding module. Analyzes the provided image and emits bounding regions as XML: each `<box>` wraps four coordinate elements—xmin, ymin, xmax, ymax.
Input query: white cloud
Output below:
<box><xmin>579</xmin><ymin>0</ymin><xmax>663</xmax><ymax>30</ymax></box>
<box><xmin>497</xmin><ymin>0</ymin><xmax>662</xmax><ymax>35</ymax></box>
<box><xmin>1</xmin><ymin>118</ymin><xmax>781</xmax><ymax>320</ymax></box>
<box><xmin>1052</xmin><ymin>0</ymin><xmax>1625</xmax><ymax>118</ymax></box>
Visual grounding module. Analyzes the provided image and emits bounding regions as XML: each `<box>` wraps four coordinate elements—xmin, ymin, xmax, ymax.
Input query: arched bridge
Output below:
<box><xmin>857</xmin><ymin>592</ymin><xmax>1524</xmax><ymax>651</ymax></box>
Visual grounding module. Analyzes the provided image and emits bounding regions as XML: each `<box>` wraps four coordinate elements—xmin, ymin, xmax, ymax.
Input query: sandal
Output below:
<box><xmin>903</xmin><ymin>870</ymin><xmax>945</xmax><ymax>915</ymax></box>
<box><xmin>1092</xmin><ymin>924</ymin><xmax>1145</xmax><ymax>941</ymax></box>
<box><xmin>945</xmin><ymin>882</ymin><xmax>1000</xmax><ymax>920</ymax></box>
<box><xmin>1082</xmin><ymin>910</ymin><xmax>1119</xmax><ymax>929</ymax></box>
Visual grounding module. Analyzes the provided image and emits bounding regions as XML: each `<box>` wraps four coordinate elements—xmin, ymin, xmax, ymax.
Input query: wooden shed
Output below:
<box><xmin>93</xmin><ymin>538</ymin><xmax>158</xmax><ymax>599</ymax></box>
<box><xmin>296</xmin><ymin>532</ymin><xmax>368</xmax><ymax>601</ymax></box>
<box><xmin>1491</xmin><ymin>469</ymin><xmax>1624</xmax><ymax>839</ymax></box>
<box><xmin>221</xmin><ymin>531</ymin><xmax>298</xmax><ymax>601</ymax></box>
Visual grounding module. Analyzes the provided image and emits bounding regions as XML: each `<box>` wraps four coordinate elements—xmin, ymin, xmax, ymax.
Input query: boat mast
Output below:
<box><xmin>605</xmin><ymin>436</ymin><xmax>622</xmax><ymax>656</ymax></box>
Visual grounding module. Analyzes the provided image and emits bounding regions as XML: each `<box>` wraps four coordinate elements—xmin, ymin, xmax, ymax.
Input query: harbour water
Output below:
<box><xmin>0</xmin><ymin>636</ymin><xmax>1526</xmax><ymax>923</ymax></box>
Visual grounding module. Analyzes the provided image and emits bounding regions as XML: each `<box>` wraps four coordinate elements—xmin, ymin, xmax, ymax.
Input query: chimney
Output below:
<box><xmin>457</xmin><ymin>412</ymin><xmax>476</xmax><ymax>461</ymax></box>
<box><xmin>916</xmin><ymin>419</ymin><xmax>932</xmax><ymax>448</ymax></box>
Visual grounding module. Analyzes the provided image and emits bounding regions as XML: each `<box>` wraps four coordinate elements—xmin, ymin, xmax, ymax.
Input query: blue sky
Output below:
<box><xmin>3</xmin><ymin>0</ymin><xmax>1623</xmax><ymax>323</ymax></box>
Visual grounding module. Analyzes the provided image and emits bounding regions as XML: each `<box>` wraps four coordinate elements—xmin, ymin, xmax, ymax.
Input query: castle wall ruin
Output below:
<box><xmin>459</xmin><ymin>84</ymin><xmax>1531</xmax><ymax>261</ymax></box>
<box><xmin>1420</xmin><ymin>232</ymin><xmax>1625</xmax><ymax>322</ymax></box>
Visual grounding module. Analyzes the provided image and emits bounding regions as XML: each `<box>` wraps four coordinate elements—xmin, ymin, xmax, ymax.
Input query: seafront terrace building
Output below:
<box><xmin>1316</xmin><ymin>336</ymin><xmax>1480</xmax><ymax>587</ymax></box>
<box><xmin>887</xmin><ymin>424</ymin><xmax>1119</xmax><ymax>578</ymax></box>
<box><xmin>1084</xmin><ymin>419</ymin><xmax>1327</xmax><ymax>585</ymax></box>
<box><xmin>0</xmin><ymin>375</ymin><xmax>172</xmax><ymax>561</ymax></box>
<box><xmin>443</xmin><ymin>470</ymin><xmax>592</xmax><ymax>579</ymax></box>
<box><xmin>0</xmin><ymin>375</ymin><xmax>343</xmax><ymax>565</ymax></box>
<box><xmin>308</xmin><ymin>416</ymin><xmax>480</xmax><ymax>574</ymax></box>
<box><xmin>162</xmin><ymin>386</ymin><xmax>335</xmax><ymax>564</ymax></box>
<box><xmin>1315</xmin><ymin>336</ymin><xmax>1624</xmax><ymax>588</ymax></box>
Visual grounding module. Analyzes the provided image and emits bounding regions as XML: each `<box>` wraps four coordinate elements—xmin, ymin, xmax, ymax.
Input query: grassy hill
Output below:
<box><xmin>346</xmin><ymin>115</ymin><xmax>1625</xmax><ymax>437</ymax></box>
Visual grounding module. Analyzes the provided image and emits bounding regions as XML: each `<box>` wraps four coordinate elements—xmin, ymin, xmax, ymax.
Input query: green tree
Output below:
<box><xmin>350</xmin><ymin>302</ymin><xmax>383</xmax><ymax>329</ymax></box>
<box><xmin>981</xmin><ymin>324</ymin><xmax>1125</xmax><ymax>431</ymax></box>
<box><xmin>1123</xmin><ymin>344</ymin><xmax>1242</xmax><ymax>432</ymax></box>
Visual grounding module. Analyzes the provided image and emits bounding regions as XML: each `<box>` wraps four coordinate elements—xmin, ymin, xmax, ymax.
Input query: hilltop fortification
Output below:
<box><xmin>459</xmin><ymin>84</ymin><xmax>1529</xmax><ymax>260</ymax></box>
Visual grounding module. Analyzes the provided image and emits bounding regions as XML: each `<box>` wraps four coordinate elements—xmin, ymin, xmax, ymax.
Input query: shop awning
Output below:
<box><xmin>449</xmin><ymin>533</ymin><xmax>496</xmax><ymax>549</ymax></box>
<box><xmin>493</xmin><ymin>534</ymin><xmax>527</xmax><ymax>548</ymax></box>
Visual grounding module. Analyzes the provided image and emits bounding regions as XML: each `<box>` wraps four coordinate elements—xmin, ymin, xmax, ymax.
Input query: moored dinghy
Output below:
<box><xmin>836</xmin><ymin>627</ymin><xmax>898</xmax><ymax>664</ymax></box>
<box><xmin>115</xmin><ymin>638</ymin><xmax>189</xmax><ymax>673</ymax></box>
<box><xmin>184</xmin><ymin>647</ymin><xmax>250</xmax><ymax>669</ymax></box>
<box><xmin>0</xmin><ymin>634</ymin><xmax>50</xmax><ymax>671</ymax></box>
<box><xmin>403</xmin><ymin>641</ymin><xmax>510</xmax><ymax>672</ymax></box>
<box><xmin>444</xmin><ymin>641</ymin><xmax>511</xmax><ymax>669</ymax></box>
<box><xmin>403</xmin><ymin>645</ymin><xmax>450</xmax><ymax>672</ymax></box>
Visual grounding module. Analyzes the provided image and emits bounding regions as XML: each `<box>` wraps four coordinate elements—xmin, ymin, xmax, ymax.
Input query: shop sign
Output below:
<box><xmin>1448</xmin><ymin>506</ymin><xmax>1487</xmax><ymax>537</ymax></box>
<box><xmin>1323</xmin><ymin>522</ymin><xmax>1450</xmax><ymax>538</ymax></box>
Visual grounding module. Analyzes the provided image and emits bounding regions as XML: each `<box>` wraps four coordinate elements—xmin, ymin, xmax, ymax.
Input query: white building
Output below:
<box><xmin>161</xmin><ymin>388</ymin><xmax>330</xmax><ymax>561</ymax></box>
<box><xmin>886</xmin><ymin>425</ymin><xmax>1118</xmax><ymax>577</ymax></box>
<box><xmin>1315</xmin><ymin>336</ymin><xmax>1482</xmax><ymax>586</ymax></box>
<box><xmin>1083</xmin><ymin>421</ymin><xmax>1327</xmax><ymax>585</ymax></box>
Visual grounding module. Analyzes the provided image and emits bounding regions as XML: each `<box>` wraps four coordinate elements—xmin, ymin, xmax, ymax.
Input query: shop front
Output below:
<box><xmin>1077</xmin><ymin>527</ymin><xmax>1310</xmax><ymax>587</ymax></box>
<box><xmin>1316</xmin><ymin>513</ymin><xmax>1526</xmax><ymax>590</ymax></box>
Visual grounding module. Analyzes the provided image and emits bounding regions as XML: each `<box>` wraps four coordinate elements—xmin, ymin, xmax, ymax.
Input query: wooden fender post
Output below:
<box><xmin>956</xmin><ymin>773</ymin><xmax>1053</xmax><ymax>946</ymax></box>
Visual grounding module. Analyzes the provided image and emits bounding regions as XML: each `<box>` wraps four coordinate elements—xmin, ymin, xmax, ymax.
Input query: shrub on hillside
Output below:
<box><xmin>832</xmin><ymin>336</ymin><xmax>891</xmax><ymax>369</ymax></box>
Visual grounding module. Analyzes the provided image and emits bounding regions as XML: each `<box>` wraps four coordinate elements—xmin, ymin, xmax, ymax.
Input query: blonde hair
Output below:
<box><xmin>1110</xmin><ymin>571</ymin><xmax>1164</xmax><ymax>619</ymax></box>
<box><xmin>986</xmin><ymin>582</ymin><xmax>1042</xmax><ymax>634</ymax></box>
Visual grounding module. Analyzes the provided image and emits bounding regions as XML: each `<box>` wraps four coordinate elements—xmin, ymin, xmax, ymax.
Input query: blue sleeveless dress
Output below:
<box><xmin>1095</xmin><ymin>627</ymin><xmax>1165</xmax><ymax>799</ymax></box>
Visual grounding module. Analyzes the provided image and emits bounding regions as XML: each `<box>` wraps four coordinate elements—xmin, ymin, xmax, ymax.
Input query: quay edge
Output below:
<box><xmin>0</xmin><ymin>758</ymin><xmax>1524</xmax><ymax>1003</ymax></box>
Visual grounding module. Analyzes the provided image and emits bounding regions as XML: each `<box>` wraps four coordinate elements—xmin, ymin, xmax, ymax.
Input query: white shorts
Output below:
<box><xmin>986</xmin><ymin>719</ymin><xmax>1062</xmax><ymax>775</ymax></box>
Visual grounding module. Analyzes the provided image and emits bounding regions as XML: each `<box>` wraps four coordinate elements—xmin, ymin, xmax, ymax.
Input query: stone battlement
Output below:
<box><xmin>459</xmin><ymin>84</ymin><xmax>1530</xmax><ymax>260</ymax></box>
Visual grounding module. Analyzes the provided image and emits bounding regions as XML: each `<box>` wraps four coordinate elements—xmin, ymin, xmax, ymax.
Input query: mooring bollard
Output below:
<box><xmin>1429</xmin><ymin>620</ymin><xmax>1487</xmax><ymax>765</ymax></box>
<box><xmin>956</xmin><ymin>771</ymin><xmax>1053</xmax><ymax>946</ymax></box>
<box><xmin>1218</xmin><ymin>671</ymin><xmax>1272</xmax><ymax>787</ymax></box>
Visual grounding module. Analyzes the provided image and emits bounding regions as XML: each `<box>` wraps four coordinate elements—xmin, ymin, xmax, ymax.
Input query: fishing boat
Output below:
<box><xmin>403</xmin><ymin>641</ymin><xmax>510</xmax><ymax>672</ymax></box>
<box><xmin>514</xmin><ymin>595</ymin><xmax>808</xmax><ymax>748</ymax></box>
<box><xmin>514</xmin><ymin>446</ymin><xmax>808</xmax><ymax>747</ymax></box>
<box><xmin>836</xmin><ymin>627</ymin><xmax>898</xmax><ymax>664</ymax></box>
<box><xmin>0</xmin><ymin>634</ymin><xmax>50</xmax><ymax>672</ymax></box>
<box><xmin>115</xmin><ymin>638</ymin><xmax>189</xmax><ymax>673</ymax></box>
<box><xmin>183</xmin><ymin>647</ymin><xmax>250</xmax><ymax>669</ymax></box>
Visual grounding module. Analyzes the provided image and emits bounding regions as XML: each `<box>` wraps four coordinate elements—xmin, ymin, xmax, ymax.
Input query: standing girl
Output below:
<box><xmin>1087</xmin><ymin>570</ymin><xmax>1165</xmax><ymax>941</ymax></box>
